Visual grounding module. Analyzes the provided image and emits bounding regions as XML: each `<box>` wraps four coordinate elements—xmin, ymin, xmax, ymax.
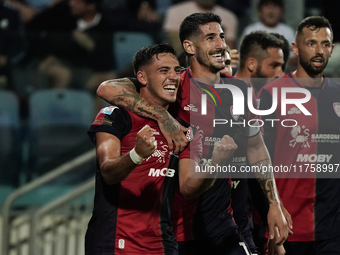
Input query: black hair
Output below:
<box><xmin>179</xmin><ymin>12</ymin><xmax>222</xmax><ymax>45</ymax></box>
<box><xmin>239</xmin><ymin>31</ymin><xmax>284</xmax><ymax>68</ymax></box>
<box><xmin>270</xmin><ymin>32</ymin><xmax>289</xmax><ymax>71</ymax></box>
<box><xmin>296</xmin><ymin>16</ymin><xmax>333</xmax><ymax>39</ymax></box>
<box><xmin>258</xmin><ymin>0</ymin><xmax>284</xmax><ymax>10</ymax></box>
<box><xmin>132</xmin><ymin>43</ymin><xmax>176</xmax><ymax>74</ymax></box>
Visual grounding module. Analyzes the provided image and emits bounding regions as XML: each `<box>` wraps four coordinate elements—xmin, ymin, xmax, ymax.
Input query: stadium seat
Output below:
<box><xmin>113</xmin><ymin>31</ymin><xmax>154</xmax><ymax>70</ymax></box>
<box><xmin>27</xmin><ymin>89</ymin><xmax>95</xmax><ymax>179</ymax></box>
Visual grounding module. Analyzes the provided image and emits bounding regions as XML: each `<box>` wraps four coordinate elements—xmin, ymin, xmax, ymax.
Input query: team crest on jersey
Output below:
<box><xmin>289</xmin><ymin>125</ymin><xmax>310</xmax><ymax>148</ymax></box>
<box><xmin>333</xmin><ymin>102</ymin><xmax>340</xmax><ymax>117</ymax></box>
<box><xmin>230</xmin><ymin>106</ymin><xmax>240</xmax><ymax>121</ymax></box>
<box><xmin>186</xmin><ymin>126</ymin><xmax>194</xmax><ymax>142</ymax></box>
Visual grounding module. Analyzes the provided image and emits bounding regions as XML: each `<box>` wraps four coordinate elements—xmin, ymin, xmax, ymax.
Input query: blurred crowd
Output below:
<box><xmin>1</xmin><ymin>0</ymin><xmax>340</xmax><ymax>115</ymax></box>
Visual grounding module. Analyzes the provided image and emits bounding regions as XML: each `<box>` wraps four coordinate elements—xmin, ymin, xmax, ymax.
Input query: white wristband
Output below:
<box><xmin>129</xmin><ymin>148</ymin><xmax>145</xmax><ymax>165</ymax></box>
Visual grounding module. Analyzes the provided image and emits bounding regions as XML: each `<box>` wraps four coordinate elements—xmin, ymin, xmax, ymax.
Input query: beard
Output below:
<box><xmin>251</xmin><ymin>65</ymin><xmax>270</xmax><ymax>93</ymax></box>
<box><xmin>196</xmin><ymin>49</ymin><xmax>225</xmax><ymax>74</ymax></box>
<box><xmin>300</xmin><ymin>55</ymin><xmax>328</xmax><ymax>76</ymax></box>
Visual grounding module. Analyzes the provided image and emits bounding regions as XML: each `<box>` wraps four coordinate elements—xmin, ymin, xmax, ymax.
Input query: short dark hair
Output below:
<box><xmin>296</xmin><ymin>16</ymin><xmax>333</xmax><ymax>39</ymax></box>
<box><xmin>258</xmin><ymin>0</ymin><xmax>284</xmax><ymax>10</ymax></box>
<box><xmin>132</xmin><ymin>43</ymin><xmax>176</xmax><ymax>74</ymax></box>
<box><xmin>179</xmin><ymin>12</ymin><xmax>222</xmax><ymax>45</ymax></box>
<box><xmin>271</xmin><ymin>33</ymin><xmax>290</xmax><ymax>71</ymax></box>
<box><xmin>239</xmin><ymin>31</ymin><xmax>284</xmax><ymax>68</ymax></box>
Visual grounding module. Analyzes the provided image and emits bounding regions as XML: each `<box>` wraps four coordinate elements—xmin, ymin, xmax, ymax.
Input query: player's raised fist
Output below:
<box><xmin>135</xmin><ymin>125</ymin><xmax>157</xmax><ymax>158</ymax></box>
<box><xmin>211</xmin><ymin>135</ymin><xmax>237</xmax><ymax>166</ymax></box>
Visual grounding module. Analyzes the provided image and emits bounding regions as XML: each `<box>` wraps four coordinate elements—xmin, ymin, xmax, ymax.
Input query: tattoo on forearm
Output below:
<box><xmin>251</xmin><ymin>158</ymin><xmax>278</xmax><ymax>204</ymax></box>
<box><xmin>107</xmin><ymin>81</ymin><xmax>184</xmax><ymax>136</ymax></box>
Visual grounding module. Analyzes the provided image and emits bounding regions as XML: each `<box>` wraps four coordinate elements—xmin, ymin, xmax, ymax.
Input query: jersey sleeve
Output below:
<box><xmin>87</xmin><ymin>106</ymin><xmax>132</xmax><ymax>144</ymax></box>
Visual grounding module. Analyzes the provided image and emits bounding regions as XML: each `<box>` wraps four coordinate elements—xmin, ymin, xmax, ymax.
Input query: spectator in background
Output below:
<box><xmin>163</xmin><ymin>0</ymin><xmax>238</xmax><ymax>54</ymax></box>
<box><xmin>241</xmin><ymin>0</ymin><xmax>295</xmax><ymax>48</ymax></box>
<box><xmin>7</xmin><ymin>0</ymin><xmax>62</xmax><ymax>23</ymax></box>
<box><xmin>25</xmin><ymin>0</ymin><xmax>115</xmax><ymax>93</ymax></box>
<box><xmin>101</xmin><ymin>0</ymin><xmax>164</xmax><ymax>43</ymax></box>
<box><xmin>0</xmin><ymin>0</ymin><xmax>26</xmax><ymax>89</ymax></box>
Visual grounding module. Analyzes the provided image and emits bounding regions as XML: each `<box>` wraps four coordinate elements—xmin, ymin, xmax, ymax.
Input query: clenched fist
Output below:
<box><xmin>135</xmin><ymin>125</ymin><xmax>157</xmax><ymax>158</ymax></box>
<box><xmin>211</xmin><ymin>135</ymin><xmax>237</xmax><ymax>166</ymax></box>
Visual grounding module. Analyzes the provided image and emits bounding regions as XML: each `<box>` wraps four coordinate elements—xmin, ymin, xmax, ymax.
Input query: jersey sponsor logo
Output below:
<box><xmin>333</xmin><ymin>102</ymin><xmax>340</xmax><ymax>117</ymax></box>
<box><xmin>288</xmin><ymin>107</ymin><xmax>301</xmax><ymax>114</ymax></box>
<box><xmin>296</xmin><ymin>154</ymin><xmax>333</xmax><ymax>163</ymax></box>
<box><xmin>148</xmin><ymin>168</ymin><xmax>175</xmax><ymax>177</ymax></box>
<box><xmin>204</xmin><ymin>136</ymin><xmax>221</xmax><ymax>146</ymax></box>
<box><xmin>184</xmin><ymin>104</ymin><xmax>198</xmax><ymax>112</ymax></box>
<box><xmin>289</xmin><ymin>125</ymin><xmax>310</xmax><ymax>148</ymax></box>
<box><xmin>101</xmin><ymin>106</ymin><xmax>118</xmax><ymax>114</ymax></box>
<box><xmin>231</xmin><ymin>180</ymin><xmax>240</xmax><ymax>189</ymax></box>
<box><xmin>230</xmin><ymin>105</ymin><xmax>240</xmax><ymax>121</ymax></box>
<box><xmin>232</xmin><ymin>157</ymin><xmax>246</xmax><ymax>163</ymax></box>
<box><xmin>311</xmin><ymin>134</ymin><xmax>340</xmax><ymax>143</ymax></box>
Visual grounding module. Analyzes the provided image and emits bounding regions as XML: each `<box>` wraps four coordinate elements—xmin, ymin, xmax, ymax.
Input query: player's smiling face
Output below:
<box><xmin>143</xmin><ymin>53</ymin><xmax>181</xmax><ymax>107</ymax></box>
<box><xmin>294</xmin><ymin>27</ymin><xmax>334</xmax><ymax>76</ymax></box>
<box><xmin>194</xmin><ymin>22</ymin><xmax>226</xmax><ymax>73</ymax></box>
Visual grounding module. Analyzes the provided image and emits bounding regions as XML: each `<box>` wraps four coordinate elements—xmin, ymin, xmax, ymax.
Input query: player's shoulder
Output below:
<box><xmin>220</xmin><ymin>73</ymin><xmax>251</xmax><ymax>90</ymax></box>
<box><xmin>263</xmin><ymin>73</ymin><xmax>292</xmax><ymax>90</ymax></box>
<box><xmin>326</xmin><ymin>76</ymin><xmax>340</xmax><ymax>88</ymax></box>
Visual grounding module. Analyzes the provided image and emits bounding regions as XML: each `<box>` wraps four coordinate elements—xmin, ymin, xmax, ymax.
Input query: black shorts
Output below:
<box><xmin>178</xmin><ymin>231</ymin><xmax>252</xmax><ymax>255</ymax></box>
<box><xmin>284</xmin><ymin>238</ymin><xmax>340</xmax><ymax>255</ymax></box>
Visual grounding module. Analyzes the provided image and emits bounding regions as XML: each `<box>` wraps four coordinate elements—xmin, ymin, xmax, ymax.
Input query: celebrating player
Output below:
<box><xmin>96</xmin><ymin>13</ymin><xmax>289</xmax><ymax>254</ymax></box>
<box><xmin>85</xmin><ymin>43</ymin><xmax>237</xmax><ymax>254</ymax></box>
<box><xmin>257</xmin><ymin>16</ymin><xmax>340</xmax><ymax>255</ymax></box>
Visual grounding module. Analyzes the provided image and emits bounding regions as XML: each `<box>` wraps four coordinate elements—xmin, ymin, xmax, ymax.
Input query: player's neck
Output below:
<box><xmin>189</xmin><ymin>65</ymin><xmax>221</xmax><ymax>86</ymax></box>
<box><xmin>234</xmin><ymin>68</ymin><xmax>251</xmax><ymax>80</ymax></box>
<box><xmin>292</xmin><ymin>67</ymin><xmax>324</xmax><ymax>88</ymax></box>
<box><xmin>140</xmin><ymin>91</ymin><xmax>169</xmax><ymax>110</ymax></box>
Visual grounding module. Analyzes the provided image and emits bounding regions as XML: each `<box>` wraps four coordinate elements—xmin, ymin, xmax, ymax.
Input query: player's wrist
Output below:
<box><xmin>129</xmin><ymin>148</ymin><xmax>146</xmax><ymax>165</ymax></box>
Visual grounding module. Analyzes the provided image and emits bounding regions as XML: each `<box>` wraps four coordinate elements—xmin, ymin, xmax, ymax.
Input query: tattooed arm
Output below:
<box><xmin>247</xmin><ymin>132</ymin><xmax>289</xmax><ymax>245</ymax></box>
<box><xmin>97</xmin><ymin>78</ymin><xmax>188</xmax><ymax>153</ymax></box>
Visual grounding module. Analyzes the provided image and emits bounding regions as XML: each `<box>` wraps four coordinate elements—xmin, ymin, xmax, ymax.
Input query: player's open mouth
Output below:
<box><xmin>164</xmin><ymin>85</ymin><xmax>176</xmax><ymax>91</ymax></box>
<box><xmin>311</xmin><ymin>57</ymin><xmax>324</xmax><ymax>67</ymax></box>
<box><xmin>211</xmin><ymin>53</ymin><xmax>224</xmax><ymax>62</ymax></box>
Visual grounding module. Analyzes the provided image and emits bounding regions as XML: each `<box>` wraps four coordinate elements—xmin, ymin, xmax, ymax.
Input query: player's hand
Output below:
<box><xmin>135</xmin><ymin>125</ymin><xmax>157</xmax><ymax>158</ymax></box>
<box><xmin>211</xmin><ymin>135</ymin><xmax>237</xmax><ymax>165</ymax></box>
<box><xmin>230</xmin><ymin>49</ymin><xmax>239</xmax><ymax>68</ymax></box>
<box><xmin>266</xmin><ymin>227</ymin><xmax>286</xmax><ymax>255</ymax></box>
<box><xmin>267</xmin><ymin>203</ymin><xmax>289</xmax><ymax>246</ymax></box>
<box><xmin>157</xmin><ymin>112</ymin><xmax>188</xmax><ymax>154</ymax></box>
<box><xmin>280</xmin><ymin>203</ymin><xmax>293</xmax><ymax>232</ymax></box>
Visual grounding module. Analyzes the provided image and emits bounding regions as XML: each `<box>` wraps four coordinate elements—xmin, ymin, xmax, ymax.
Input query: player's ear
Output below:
<box><xmin>137</xmin><ymin>70</ymin><xmax>147</xmax><ymax>87</ymax></box>
<box><xmin>183</xmin><ymin>39</ymin><xmax>195</xmax><ymax>55</ymax></box>
<box><xmin>292</xmin><ymin>42</ymin><xmax>299</xmax><ymax>56</ymax></box>
<box><xmin>246</xmin><ymin>58</ymin><xmax>257</xmax><ymax>73</ymax></box>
